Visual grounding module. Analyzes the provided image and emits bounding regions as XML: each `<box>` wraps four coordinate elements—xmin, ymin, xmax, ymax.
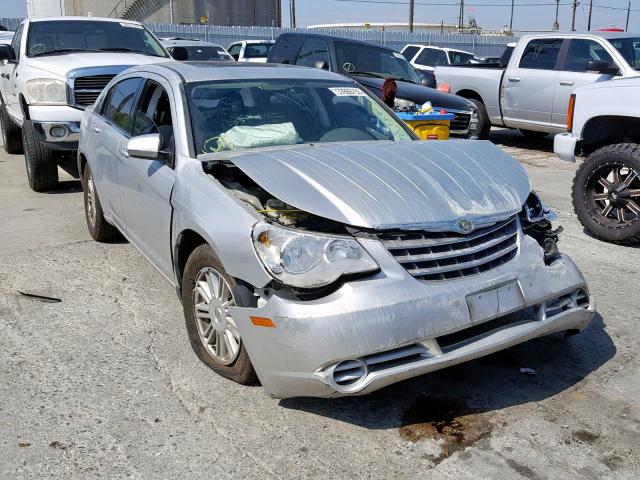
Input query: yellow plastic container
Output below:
<box><xmin>396</xmin><ymin>112</ymin><xmax>454</xmax><ymax>140</ymax></box>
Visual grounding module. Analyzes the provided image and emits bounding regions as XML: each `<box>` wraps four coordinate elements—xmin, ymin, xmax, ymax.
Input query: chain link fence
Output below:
<box><xmin>0</xmin><ymin>18</ymin><xmax>516</xmax><ymax>57</ymax></box>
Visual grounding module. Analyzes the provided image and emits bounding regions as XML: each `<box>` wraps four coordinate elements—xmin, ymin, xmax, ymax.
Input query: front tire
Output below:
<box><xmin>0</xmin><ymin>103</ymin><xmax>23</xmax><ymax>154</ymax></box>
<box><xmin>182</xmin><ymin>244</ymin><xmax>257</xmax><ymax>385</ymax></box>
<box><xmin>467</xmin><ymin>98</ymin><xmax>490</xmax><ymax>140</ymax></box>
<box><xmin>22</xmin><ymin>120</ymin><xmax>58</xmax><ymax>192</ymax></box>
<box><xmin>572</xmin><ymin>143</ymin><xmax>640</xmax><ymax>244</ymax></box>
<box><xmin>83</xmin><ymin>165</ymin><xmax>119</xmax><ymax>242</ymax></box>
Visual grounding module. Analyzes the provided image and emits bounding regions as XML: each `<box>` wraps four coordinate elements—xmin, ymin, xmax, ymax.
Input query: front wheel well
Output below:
<box><xmin>456</xmin><ymin>89</ymin><xmax>484</xmax><ymax>104</ymax></box>
<box><xmin>174</xmin><ymin>229</ymin><xmax>207</xmax><ymax>290</ymax></box>
<box><xmin>580</xmin><ymin>115</ymin><xmax>640</xmax><ymax>155</ymax></box>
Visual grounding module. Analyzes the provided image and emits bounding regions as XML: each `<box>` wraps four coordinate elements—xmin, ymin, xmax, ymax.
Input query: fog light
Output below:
<box><xmin>49</xmin><ymin>125</ymin><xmax>67</xmax><ymax>138</ymax></box>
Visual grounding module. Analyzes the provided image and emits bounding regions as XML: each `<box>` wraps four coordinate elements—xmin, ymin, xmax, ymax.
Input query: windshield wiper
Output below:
<box><xmin>98</xmin><ymin>47</ymin><xmax>164</xmax><ymax>57</ymax></box>
<box><xmin>349</xmin><ymin>71</ymin><xmax>418</xmax><ymax>85</ymax></box>
<box><xmin>31</xmin><ymin>48</ymin><xmax>103</xmax><ymax>57</ymax></box>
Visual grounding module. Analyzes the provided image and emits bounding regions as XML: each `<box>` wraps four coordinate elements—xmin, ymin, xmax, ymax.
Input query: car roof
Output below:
<box><xmin>519</xmin><ymin>31</ymin><xmax>640</xmax><ymax>41</ymax></box>
<box><xmin>161</xmin><ymin>39</ymin><xmax>226</xmax><ymax>49</ymax></box>
<box><xmin>126</xmin><ymin>62</ymin><xmax>355</xmax><ymax>83</ymax></box>
<box><xmin>29</xmin><ymin>16</ymin><xmax>142</xmax><ymax>25</ymax></box>
<box><xmin>279</xmin><ymin>32</ymin><xmax>395</xmax><ymax>51</ymax></box>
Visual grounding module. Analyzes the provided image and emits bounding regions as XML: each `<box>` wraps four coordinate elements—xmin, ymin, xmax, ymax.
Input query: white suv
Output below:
<box><xmin>227</xmin><ymin>40</ymin><xmax>274</xmax><ymax>63</ymax></box>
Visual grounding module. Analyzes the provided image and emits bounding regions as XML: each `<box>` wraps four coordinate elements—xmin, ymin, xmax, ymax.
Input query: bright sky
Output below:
<box><xmin>3</xmin><ymin>0</ymin><xmax>640</xmax><ymax>31</ymax></box>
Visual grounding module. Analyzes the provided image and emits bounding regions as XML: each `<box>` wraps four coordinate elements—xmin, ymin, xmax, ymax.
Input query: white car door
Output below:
<box><xmin>501</xmin><ymin>38</ymin><xmax>563</xmax><ymax>128</ymax></box>
<box><xmin>3</xmin><ymin>24</ymin><xmax>23</xmax><ymax>120</ymax></box>
<box><xmin>116</xmin><ymin>76</ymin><xmax>176</xmax><ymax>281</ymax></box>
<box><xmin>552</xmin><ymin>38</ymin><xmax>618</xmax><ymax>128</ymax></box>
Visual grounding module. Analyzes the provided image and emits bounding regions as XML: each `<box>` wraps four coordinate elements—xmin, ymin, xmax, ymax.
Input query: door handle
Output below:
<box><xmin>118</xmin><ymin>147</ymin><xmax>129</xmax><ymax>158</ymax></box>
<box><xmin>508</xmin><ymin>77</ymin><xmax>520</xmax><ymax>82</ymax></box>
<box><xmin>0</xmin><ymin>73</ymin><xmax>7</xmax><ymax>79</ymax></box>
<box><xmin>92</xmin><ymin>126</ymin><xmax>101</xmax><ymax>133</ymax></box>
<box><xmin>559</xmin><ymin>80</ymin><xmax>575</xmax><ymax>86</ymax></box>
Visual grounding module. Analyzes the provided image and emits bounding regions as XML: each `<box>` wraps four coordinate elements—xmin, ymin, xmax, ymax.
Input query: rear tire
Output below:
<box><xmin>572</xmin><ymin>143</ymin><xmax>640</xmax><ymax>244</ymax></box>
<box><xmin>467</xmin><ymin>98</ymin><xmax>490</xmax><ymax>140</ymax></box>
<box><xmin>22</xmin><ymin>120</ymin><xmax>58</xmax><ymax>192</ymax></box>
<box><xmin>0</xmin><ymin>103</ymin><xmax>23</xmax><ymax>154</ymax></box>
<box><xmin>519</xmin><ymin>129</ymin><xmax>548</xmax><ymax>139</ymax></box>
<box><xmin>182</xmin><ymin>244</ymin><xmax>257</xmax><ymax>385</ymax></box>
<box><xmin>83</xmin><ymin>165</ymin><xmax>119</xmax><ymax>242</ymax></box>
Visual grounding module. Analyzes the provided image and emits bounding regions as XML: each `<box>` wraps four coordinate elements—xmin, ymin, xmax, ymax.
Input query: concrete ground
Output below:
<box><xmin>0</xmin><ymin>131</ymin><xmax>638</xmax><ymax>479</ymax></box>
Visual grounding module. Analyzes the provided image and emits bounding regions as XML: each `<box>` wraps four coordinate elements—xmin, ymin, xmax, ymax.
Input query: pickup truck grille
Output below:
<box><xmin>377</xmin><ymin>217</ymin><xmax>519</xmax><ymax>281</ymax></box>
<box><xmin>72</xmin><ymin>75</ymin><xmax>116</xmax><ymax>107</ymax></box>
<box><xmin>450</xmin><ymin>112</ymin><xmax>471</xmax><ymax>134</ymax></box>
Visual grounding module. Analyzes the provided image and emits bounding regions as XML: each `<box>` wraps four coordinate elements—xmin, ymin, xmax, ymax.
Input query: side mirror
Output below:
<box><xmin>586</xmin><ymin>60</ymin><xmax>619</xmax><ymax>75</ymax></box>
<box><xmin>0</xmin><ymin>44</ymin><xmax>16</xmax><ymax>62</ymax></box>
<box><xmin>127</xmin><ymin>134</ymin><xmax>161</xmax><ymax>159</ymax></box>
<box><xmin>170</xmin><ymin>46</ymin><xmax>189</xmax><ymax>61</ymax></box>
<box><xmin>231</xmin><ymin>53</ymin><xmax>239</xmax><ymax>61</ymax></box>
<box><xmin>314</xmin><ymin>61</ymin><xmax>329</xmax><ymax>70</ymax></box>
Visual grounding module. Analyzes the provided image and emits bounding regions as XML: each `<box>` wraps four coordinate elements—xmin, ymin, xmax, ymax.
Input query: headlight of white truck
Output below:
<box><xmin>253</xmin><ymin>222</ymin><xmax>378</xmax><ymax>288</ymax></box>
<box><xmin>25</xmin><ymin>79</ymin><xmax>67</xmax><ymax>105</ymax></box>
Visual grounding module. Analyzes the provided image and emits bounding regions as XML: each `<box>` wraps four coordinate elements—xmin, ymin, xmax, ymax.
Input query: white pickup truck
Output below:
<box><xmin>436</xmin><ymin>33</ymin><xmax>640</xmax><ymax>139</ymax></box>
<box><xmin>554</xmin><ymin>78</ymin><xmax>640</xmax><ymax>244</ymax></box>
<box><xmin>0</xmin><ymin>17</ymin><xmax>170</xmax><ymax>191</ymax></box>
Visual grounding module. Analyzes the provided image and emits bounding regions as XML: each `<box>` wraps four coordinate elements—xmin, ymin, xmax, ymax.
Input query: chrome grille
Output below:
<box><xmin>72</xmin><ymin>75</ymin><xmax>116</xmax><ymax>107</ymax></box>
<box><xmin>378</xmin><ymin>217</ymin><xmax>519</xmax><ymax>281</ymax></box>
<box><xmin>450</xmin><ymin>112</ymin><xmax>471</xmax><ymax>133</ymax></box>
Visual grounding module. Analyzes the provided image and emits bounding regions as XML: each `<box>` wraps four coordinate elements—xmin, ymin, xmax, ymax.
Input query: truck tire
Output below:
<box><xmin>22</xmin><ymin>120</ymin><xmax>58</xmax><ymax>192</ymax></box>
<box><xmin>83</xmin><ymin>165</ymin><xmax>119</xmax><ymax>242</ymax></box>
<box><xmin>181</xmin><ymin>244</ymin><xmax>257</xmax><ymax>385</ymax></box>
<box><xmin>572</xmin><ymin>143</ymin><xmax>640</xmax><ymax>244</ymax></box>
<box><xmin>0</xmin><ymin>103</ymin><xmax>23</xmax><ymax>154</ymax></box>
<box><xmin>519</xmin><ymin>129</ymin><xmax>548</xmax><ymax>139</ymax></box>
<box><xmin>467</xmin><ymin>98</ymin><xmax>490</xmax><ymax>140</ymax></box>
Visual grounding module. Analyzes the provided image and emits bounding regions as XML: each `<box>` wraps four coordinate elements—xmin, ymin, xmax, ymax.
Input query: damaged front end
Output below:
<box><xmin>198</xmin><ymin>141</ymin><xmax>594</xmax><ymax>399</ymax></box>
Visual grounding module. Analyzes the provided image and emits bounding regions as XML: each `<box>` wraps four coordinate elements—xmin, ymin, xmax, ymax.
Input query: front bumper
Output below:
<box><xmin>230</xmin><ymin>235</ymin><xmax>594</xmax><ymax>399</ymax></box>
<box><xmin>554</xmin><ymin>133</ymin><xmax>579</xmax><ymax>162</ymax></box>
<box><xmin>32</xmin><ymin>121</ymin><xmax>80</xmax><ymax>150</ymax></box>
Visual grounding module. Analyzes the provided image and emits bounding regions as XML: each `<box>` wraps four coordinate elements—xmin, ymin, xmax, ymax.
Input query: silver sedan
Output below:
<box><xmin>77</xmin><ymin>62</ymin><xmax>594</xmax><ymax>398</ymax></box>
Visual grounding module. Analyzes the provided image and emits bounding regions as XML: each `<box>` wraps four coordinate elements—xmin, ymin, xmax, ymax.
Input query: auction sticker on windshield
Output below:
<box><xmin>329</xmin><ymin>87</ymin><xmax>366</xmax><ymax>97</ymax></box>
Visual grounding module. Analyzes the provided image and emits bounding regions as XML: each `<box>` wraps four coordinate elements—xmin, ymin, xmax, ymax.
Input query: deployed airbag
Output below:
<box><xmin>216</xmin><ymin>122</ymin><xmax>302</xmax><ymax>151</ymax></box>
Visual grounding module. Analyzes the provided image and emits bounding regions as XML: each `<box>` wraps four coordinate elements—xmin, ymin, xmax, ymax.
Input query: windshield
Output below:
<box><xmin>609</xmin><ymin>37</ymin><xmax>640</xmax><ymax>70</ymax></box>
<box><xmin>187</xmin><ymin>79</ymin><xmax>412</xmax><ymax>154</ymax></box>
<box><xmin>449</xmin><ymin>51</ymin><xmax>476</xmax><ymax>64</ymax></box>
<box><xmin>335</xmin><ymin>41</ymin><xmax>422</xmax><ymax>84</ymax></box>
<box><xmin>26</xmin><ymin>20</ymin><xmax>167</xmax><ymax>57</ymax></box>
<box><xmin>169</xmin><ymin>45</ymin><xmax>232</xmax><ymax>61</ymax></box>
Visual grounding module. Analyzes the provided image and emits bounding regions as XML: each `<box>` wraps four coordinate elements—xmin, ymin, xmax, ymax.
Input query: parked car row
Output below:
<box><xmin>0</xmin><ymin>16</ymin><xmax>599</xmax><ymax>399</ymax></box>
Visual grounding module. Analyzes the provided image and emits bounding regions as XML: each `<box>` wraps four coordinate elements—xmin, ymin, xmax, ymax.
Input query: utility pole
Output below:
<box><xmin>553</xmin><ymin>0</ymin><xmax>560</xmax><ymax>30</ymax></box>
<box><xmin>290</xmin><ymin>0</ymin><xmax>296</xmax><ymax>29</ymax></box>
<box><xmin>587</xmin><ymin>0</ymin><xmax>593</xmax><ymax>30</ymax></box>
<box><xmin>571</xmin><ymin>0</ymin><xmax>578</xmax><ymax>32</ymax></box>
<box><xmin>509</xmin><ymin>0</ymin><xmax>514</xmax><ymax>34</ymax></box>
<box><xmin>409</xmin><ymin>0</ymin><xmax>415</xmax><ymax>33</ymax></box>
<box><xmin>169</xmin><ymin>0</ymin><xmax>174</xmax><ymax>24</ymax></box>
<box><xmin>458</xmin><ymin>0</ymin><xmax>465</xmax><ymax>31</ymax></box>
<box><xmin>626</xmin><ymin>1</ymin><xmax>631</xmax><ymax>31</ymax></box>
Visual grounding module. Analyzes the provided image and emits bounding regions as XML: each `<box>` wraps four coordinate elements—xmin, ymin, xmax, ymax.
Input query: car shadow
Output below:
<box><xmin>45</xmin><ymin>179</ymin><xmax>82</xmax><ymax>194</ymax></box>
<box><xmin>489</xmin><ymin>129</ymin><xmax>556</xmax><ymax>153</ymax></box>
<box><xmin>280</xmin><ymin>313</ymin><xmax>614</xmax><ymax>434</ymax></box>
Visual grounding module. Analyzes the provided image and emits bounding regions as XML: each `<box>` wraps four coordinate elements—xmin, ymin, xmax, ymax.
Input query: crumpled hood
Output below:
<box><xmin>220</xmin><ymin>140</ymin><xmax>531</xmax><ymax>231</ymax></box>
<box><xmin>25</xmin><ymin>52</ymin><xmax>169</xmax><ymax>78</ymax></box>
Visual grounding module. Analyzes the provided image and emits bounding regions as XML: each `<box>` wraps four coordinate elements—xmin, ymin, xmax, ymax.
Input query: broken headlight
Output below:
<box><xmin>521</xmin><ymin>191</ymin><xmax>562</xmax><ymax>261</ymax></box>
<box><xmin>522</xmin><ymin>191</ymin><xmax>557</xmax><ymax>223</ymax></box>
<box><xmin>252</xmin><ymin>222</ymin><xmax>378</xmax><ymax>288</ymax></box>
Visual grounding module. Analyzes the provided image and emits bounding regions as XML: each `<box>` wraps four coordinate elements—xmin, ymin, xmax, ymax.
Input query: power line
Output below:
<box><xmin>334</xmin><ymin>0</ymin><xmax>640</xmax><ymax>11</ymax></box>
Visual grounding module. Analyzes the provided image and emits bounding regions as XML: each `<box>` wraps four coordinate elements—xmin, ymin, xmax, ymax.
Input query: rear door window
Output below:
<box><xmin>415</xmin><ymin>48</ymin><xmax>447</xmax><ymax>66</ymax></box>
<box><xmin>101</xmin><ymin>77</ymin><xmax>144</xmax><ymax>134</ymax></box>
<box><xmin>401</xmin><ymin>45</ymin><xmax>420</xmax><ymax>61</ymax></box>
<box><xmin>519</xmin><ymin>39</ymin><xmax>563</xmax><ymax>70</ymax></box>
<box><xmin>295</xmin><ymin>38</ymin><xmax>330</xmax><ymax>68</ymax></box>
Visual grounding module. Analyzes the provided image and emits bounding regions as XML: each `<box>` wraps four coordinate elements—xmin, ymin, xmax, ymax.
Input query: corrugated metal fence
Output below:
<box><xmin>0</xmin><ymin>18</ymin><xmax>515</xmax><ymax>57</ymax></box>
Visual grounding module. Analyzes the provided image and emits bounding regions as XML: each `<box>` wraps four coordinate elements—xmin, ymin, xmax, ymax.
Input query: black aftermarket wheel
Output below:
<box><xmin>22</xmin><ymin>120</ymin><xmax>58</xmax><ymax>192</ymax></box>
<box><xmin>572</xmin><ymin>143</ymin><xmax>640</xmax><ymax>244</ymax></box>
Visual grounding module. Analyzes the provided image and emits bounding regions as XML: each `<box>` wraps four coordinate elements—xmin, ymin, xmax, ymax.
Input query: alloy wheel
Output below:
<box><xmin>192</xmin><ymin>267</ymin><xmax>241</xmax><ymax>365</ymax></box>
<box><xmin>586</xmin><ymin>162</ymin><xmax>640</xmax><ymax>226</ymax></box>
<box><xmin>86</xmin><ymin>171</ymin><xmax>97</xmax><ymax>229</ymax></box>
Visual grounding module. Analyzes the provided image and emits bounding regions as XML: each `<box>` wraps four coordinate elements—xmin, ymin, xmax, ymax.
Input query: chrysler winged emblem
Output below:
<box><xmin>458</xmin><ymin>218</ymin><xmax>474</xmax><ymax>232</ymax></box>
